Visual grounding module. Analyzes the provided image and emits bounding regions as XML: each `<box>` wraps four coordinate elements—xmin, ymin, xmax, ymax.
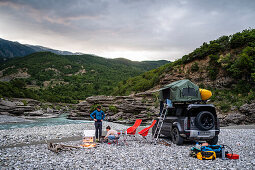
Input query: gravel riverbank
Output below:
<box><xmin>0</xmin><ymin>122</ymin><xmax>255</xmax><ymax>169</ymax></box>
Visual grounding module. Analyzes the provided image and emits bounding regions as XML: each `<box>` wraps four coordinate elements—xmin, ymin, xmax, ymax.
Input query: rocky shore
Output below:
<box><xmin>1</xmin><ymin>94</ymin><xmax>255</xmax><ymax>126</ymax></box>
<box><xmin>0</xmin><ymin>122</ymin><xmax>254</xmax><ymax>169</ymax></box>
<box><xmin>69</xmin><ymin>92</ymin><xmax>255</xmax><ymax>126</ymax></box>
<box><xmin>68</xmin><ymin>91</ymin><xmax>159</xmax><ymax>124</ymax></box>
<box><xmin>0</xmin><ymin>98</ymin><xmax>70</xmax><ymax>119</ymax></box>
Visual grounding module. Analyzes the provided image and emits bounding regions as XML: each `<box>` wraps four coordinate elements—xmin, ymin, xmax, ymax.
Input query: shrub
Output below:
<box><xmin>90</xmin><ymin>104</ymin><xmax>106</xmax><ymax>113</ymax></box>
<box><xmin>219</xmin><ymin>102</ymin><xmax>231</xmax><ymax>113</ymax></box>
<box><xmin>191</xmin><ymin>62</ymin><xmax>199</xmax><ymax>72</ymax></box>
<box><xmin>252</xmin><ymin>73</ymin><xmax>255</xmax><ymax>82</ymax></box>
<box><xmin>22</xmin><ymin>100</ymin><xmax>28</xmax><ymax>106</ymax></box>
<box><xmin>109</xmin><ymin>105</ymin><xmax>118</xmax><ymax>114</ymax></box>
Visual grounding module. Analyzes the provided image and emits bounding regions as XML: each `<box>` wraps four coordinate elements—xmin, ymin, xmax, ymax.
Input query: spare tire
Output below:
<box><xmin>195</xmin><ymin>111</ymin><xmax>215</xmax><ymax>130</ymax></box>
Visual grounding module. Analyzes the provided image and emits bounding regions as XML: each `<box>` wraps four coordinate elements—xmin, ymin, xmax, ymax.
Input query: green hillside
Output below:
<box><xmin>113</xmin><ymin>29</ymin><xmax>255</xmax><ymax>111</ymax></box>
<box><xmin>0</xmin><ymin>52</ymin><xmax>168</xmax><ymax>103</ymax></box>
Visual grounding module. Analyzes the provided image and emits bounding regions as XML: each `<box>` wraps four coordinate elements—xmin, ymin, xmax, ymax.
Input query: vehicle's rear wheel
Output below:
<box><xmin>171</xmin><ymin>127</ymin><xmax>183</xmax><ymax>145</ymax></box>
<box><xmin>195</xmin><ymin>111</ymin><xmax>215</xmax><ymax>130</ymax></box>
<box><xmin>208</xmin><ymin>136</ymin><xmax>218</xmax><ymax>145</ymax></box>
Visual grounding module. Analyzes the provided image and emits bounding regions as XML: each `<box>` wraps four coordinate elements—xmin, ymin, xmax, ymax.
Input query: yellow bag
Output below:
<box><xmin>197</xmin><ymin>151</ymin><xmax>216</xmax><ymax>160</ymax></box>
<box><xmin>199</xmin><ymin>89</ymin><xmax>212</xmax><ymax>100</ymax></box>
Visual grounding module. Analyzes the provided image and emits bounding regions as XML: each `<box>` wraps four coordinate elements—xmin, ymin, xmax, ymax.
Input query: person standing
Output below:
<box><xmin>90</xmin><ymin>105</ymin><xmax>105</xmax><ymax>140</ymax></box>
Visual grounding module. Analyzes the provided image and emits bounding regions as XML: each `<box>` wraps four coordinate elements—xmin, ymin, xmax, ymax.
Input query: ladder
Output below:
<box><xmin>153</xmin><ymin>104</ymin><xmax>168</xmax><ymax>144</ymax></box>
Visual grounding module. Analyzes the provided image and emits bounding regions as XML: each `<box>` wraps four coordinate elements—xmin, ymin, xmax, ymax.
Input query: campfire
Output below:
<box><xmin>80</xmin><ymin>143</ymin><xmax>96</xmax><ymax>148</ymax></box>
<box><xmin>80</xmin><ymin>130</ymin><xmax>97</xmax><ymax>148</ymax></box>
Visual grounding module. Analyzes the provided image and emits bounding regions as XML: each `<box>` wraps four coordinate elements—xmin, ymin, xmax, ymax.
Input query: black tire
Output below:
<box><xmin>171</xmin><ymin>127</ymin><xmax>183</xmax><ymax>145</ymax></box>
<box><xmin>208</xmin><ymin>136</ymin><xmax>218</xmax><ymax>145</ymax></box>
<box><xmin>195</xmin><ymin>111</ymin><xmax>215</xmax><ymax>130</ymax></box>
<box><xmin>152</xmin><ymin>119</ymin><xmax>158</xmax><ymax>138</ymax></box>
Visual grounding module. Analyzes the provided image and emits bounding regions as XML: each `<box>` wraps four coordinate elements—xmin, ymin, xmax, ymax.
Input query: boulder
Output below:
<box><xmin>107</xmin><ymin>112</ymin><xmax>124</xmax><ymax>121</ymax></box>
<box><xmin>76</xmin><ymin>111</ymin><xmax>91</xmax><ymax>117</ymax></box>
<box><xmin>121</xmin><ymin>113</ymin><xmax>133</xmax><ymax>119</ymax></box>
<box><xmin>25</xmin><ymin>110</ymin><xmax>44</xmax><ymax>116</ymax></box>
<box><xmin>13</xmin><ymin>101</ymin><xmax>24</xmax><ymax>106</ymax></box>
<box><xmin>11</xmin><ymin>106</ymin><xmax>34</xmax><ymax>115</ymax></box>
<box><xmin>222</xmin><ymin>112</ymin><xmax>246</xmax><ymax>125</ymax></box>
<box><xmin>135</xmin><ymin>113</ymin><xmax>147</xmax><ymax>118</ymax></box>
<box><xmin>239</xmin><ymin>103</ymin><xmax>255</xmax><ymax>116</ymax></box>
<box><xmin>46</xmin><ymin>107</ymin><xmax>54</xmax><ymax>114</ymax></box>
<box><xmin>0</xmin><ymin>99</ymin><xmax>16</xmax><ymax>111</ymax></box>
<box><xmin>86</xmin><ymin>95</ymin><xmax>115</xmax><ymax>103</ymax></box>
<box><xmin>78</xmin><ymin>105</ymin><xmax>91</xmax><ymax>112</ymax></box>
<box><xmin>23</xmin><ymin>99</ymin><xmax>40</xmax><ymax>106</ymax></box>
<box><xmin>118</xmin><ymin>103</ymin><xmax>147</xmax><ymax>113</ymax></box>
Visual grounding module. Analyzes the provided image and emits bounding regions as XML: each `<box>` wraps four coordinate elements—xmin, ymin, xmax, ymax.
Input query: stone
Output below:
<box><xmin>76</xmin><ymin>111</ymin><xmax>91</xmax><ymax>116</ymax></box>
<box><xmin>107</xmin><ymin>112</ymin><xmax>124</xmax><ymax>121</ymax></box>
<box><xmin>13</xmin><ymin>101</ymin><xmax>24</xmax><ymax>106</ymax></box>
<box><xmin>222</xmin><ymin>112</ymin><xmax>246</xmax><ymax>125</ymax></box>
<box><xmin>0</xmin><ymin>99</ymin><xmax>16</xmax><ymax>110</ymax></box>
<box><xmin>239</xmin><ymin>103</ymin><xmax>255</xmax><ymax>116</ymax></box>
<box><xmin>25</xmin><ymin>110</ymin><xmax>44</xmax><ymax>116</ymax></box>
<box><xmin>136</xmin><ymin>113</ymin><xmax>147</xmax><ymax>118</ymax></box>
<box><xmin>118</xmin><ymin>103</ymin><xmax>147</xmax><ymax>113</ymax></box>
<box><xmin>46</xmin><ymin>108</ymin><xmax>54</xmax><ymax>114</ymax></box>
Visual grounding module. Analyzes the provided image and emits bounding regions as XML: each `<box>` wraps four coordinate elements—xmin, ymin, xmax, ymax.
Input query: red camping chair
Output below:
<box><xmin>126</xmin><ymin>119</ymin><xmax>142</xmax><ymax>135</ymax></box>
<box><xmin>138</xmin><ymin>120</ymin><xmax>157</xmax><ymax>142</ymax></box>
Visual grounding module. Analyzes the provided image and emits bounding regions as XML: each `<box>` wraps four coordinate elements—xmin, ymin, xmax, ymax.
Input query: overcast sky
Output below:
<box><xmin>0</xmin><ymin>0</ymin><xmax>254</xmax><ymax>61</ymax></box>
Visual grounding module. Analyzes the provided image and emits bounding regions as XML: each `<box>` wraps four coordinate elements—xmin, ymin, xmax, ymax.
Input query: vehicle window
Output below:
<box><xmin>167</xmin><ymin>108</ymin><xmax>175</xmax><ymax>116</ymax></box>
<box><xmin>162</xmin><ymin>88</ymin><xmax>170</xmax><ymax>99</ymax></box>
<box><xmin>182</xmin><ymin>88</ymin><xmax>197</xmax><ymax>96</ymax></box>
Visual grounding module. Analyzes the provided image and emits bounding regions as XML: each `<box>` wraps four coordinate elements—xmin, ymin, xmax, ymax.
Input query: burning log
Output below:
<box><xmin>80</xmin><ymin>143</ymin><xmax>97</xmax><ymax>148</ymax></box>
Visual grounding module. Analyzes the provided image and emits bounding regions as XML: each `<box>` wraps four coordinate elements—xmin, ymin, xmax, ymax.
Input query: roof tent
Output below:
<box><xmin>159</xmin><ymin>79</ymin><xmax>202</xmax><ymax>102</ymax></box>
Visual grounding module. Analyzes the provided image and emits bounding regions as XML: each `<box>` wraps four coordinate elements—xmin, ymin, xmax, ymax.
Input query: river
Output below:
<box><xmin>0</xmin><ymin>114</ymin><xmax>92</xmax><ymax>130</ymax></box>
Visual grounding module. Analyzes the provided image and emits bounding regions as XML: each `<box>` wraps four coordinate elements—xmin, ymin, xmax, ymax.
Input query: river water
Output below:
<box><xmin>0</xmin><ymin>114</ymin><xmax>92</xmax><ymax>130</ymax></box>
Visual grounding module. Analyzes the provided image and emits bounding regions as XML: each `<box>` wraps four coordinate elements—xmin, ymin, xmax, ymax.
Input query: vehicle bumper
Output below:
<box><xmin>181</xmin><ymin>130</ymin><xmax>219</xmax><ymax>139</ymax></box>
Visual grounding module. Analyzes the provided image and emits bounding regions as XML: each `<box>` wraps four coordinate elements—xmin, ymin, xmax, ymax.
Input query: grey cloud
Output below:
<box><xmin>0</xmin><ymin>0</ymin><xmax>255</xmax><ymax>61</ymax></box>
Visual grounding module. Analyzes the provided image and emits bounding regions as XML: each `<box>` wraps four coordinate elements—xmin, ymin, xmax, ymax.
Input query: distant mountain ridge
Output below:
<box><xmin>0</xmin><ymin>38</ymin><xmax>84</xmax><ymax>59</ymax></box>
<box><xmin>0</xmin><ymin>52</ymin><xmax>169</xmax><ymax>103</ymax></box>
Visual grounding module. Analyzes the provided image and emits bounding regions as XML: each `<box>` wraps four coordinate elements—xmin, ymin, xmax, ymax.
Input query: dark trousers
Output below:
<box><xmin>95</xmin><ymin>121</ymin><xmax>102</xmax><ymax>139</ymax></box>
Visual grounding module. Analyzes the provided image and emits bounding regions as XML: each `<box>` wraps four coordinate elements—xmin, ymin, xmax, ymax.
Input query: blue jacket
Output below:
<box><xmin>90</xmin><ymin>110</ymin><xmax>105</xmax><ymax>121</ymax></box>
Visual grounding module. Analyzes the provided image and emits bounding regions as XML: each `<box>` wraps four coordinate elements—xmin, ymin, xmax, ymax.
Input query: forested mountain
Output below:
<box><xmin>0</xmin><ymin>38</ymin><xmax>83</xmax><ymax>59</ymax></box>
<box><xmin>0</xmin><ymin>52</ymin><xmax>168</xmax><ymax>103</ymax></box>
<box><xmin>0</xmin><ymin>38</ymin><xmax>36</xmax><ymax>59</ymax></box>
<box><xmin>113</xmin><ymin>29</ymin><xmax>255</xmax><ymax>113</ymax></box>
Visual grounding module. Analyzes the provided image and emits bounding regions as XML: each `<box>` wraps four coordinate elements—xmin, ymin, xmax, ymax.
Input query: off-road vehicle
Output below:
<box><xmin>152</xmin><ymin>79</ymin><xmax>220</xmax><ymax>145</ymax></box>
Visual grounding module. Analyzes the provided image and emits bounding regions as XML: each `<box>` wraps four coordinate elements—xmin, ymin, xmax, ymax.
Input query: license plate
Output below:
<box><xmin>198</xmin><ymin>131</ymin><xmax>211</xmax><ymax>136</ymax></box>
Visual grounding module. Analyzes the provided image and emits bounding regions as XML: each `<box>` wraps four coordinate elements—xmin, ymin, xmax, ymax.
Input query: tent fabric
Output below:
<box><xmin>159</xmin><ymin>79</ymin><xmax>202</xmax><ymax>102</ymax></box>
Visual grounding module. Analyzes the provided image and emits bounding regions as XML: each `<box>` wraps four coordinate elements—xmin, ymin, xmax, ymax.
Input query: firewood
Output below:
<box><xmin>47</xmin><ymin>142</ymin><xmax>80</xmax><ymax>153</ymax></box>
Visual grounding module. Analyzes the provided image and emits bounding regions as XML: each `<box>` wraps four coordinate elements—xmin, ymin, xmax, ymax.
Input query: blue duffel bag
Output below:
<box><xmin>201</xmin><ymin>145</ymin><xmax>223</xmax><ymax>157</ymax></box>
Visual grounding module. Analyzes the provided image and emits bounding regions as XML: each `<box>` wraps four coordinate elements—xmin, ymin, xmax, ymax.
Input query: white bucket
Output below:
<box><xmin>83</xmin><ymin>130</ymin><xmax>95</xmax><ymax>137</ymax></box>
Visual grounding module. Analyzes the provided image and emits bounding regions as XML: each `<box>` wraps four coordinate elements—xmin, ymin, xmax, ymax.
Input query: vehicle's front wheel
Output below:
<box><xmin>171</xmin><ymin>127</ymin><xmax>183</xmax><ymax>145</ymax></box>
<box><xmin>208</xmin><ymin>136</ymin><xmax>218</xmax><ymax>145</ymax></box>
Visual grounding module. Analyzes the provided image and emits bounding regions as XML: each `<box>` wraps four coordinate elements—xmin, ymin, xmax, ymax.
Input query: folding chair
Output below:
<box><xmin>138</xmin><ymin>120</ymin><xmax>157</xmax><ymax>142</ymax></box>
<box><xmin>126</xmin><ymin>119</ymin><xmax>142</xmax><ymax>135</ymax></box>
<box><xmin>123</xmin><ymin>119</ymin><xmax>142</xmax><ymax>141</ymax></box>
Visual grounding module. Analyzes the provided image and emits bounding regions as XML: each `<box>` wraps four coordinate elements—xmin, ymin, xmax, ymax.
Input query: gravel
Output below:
<box><xmin>0</xmin><ymin>123</ymin><xmax>255</xmax><ymax>169</ymax></box>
